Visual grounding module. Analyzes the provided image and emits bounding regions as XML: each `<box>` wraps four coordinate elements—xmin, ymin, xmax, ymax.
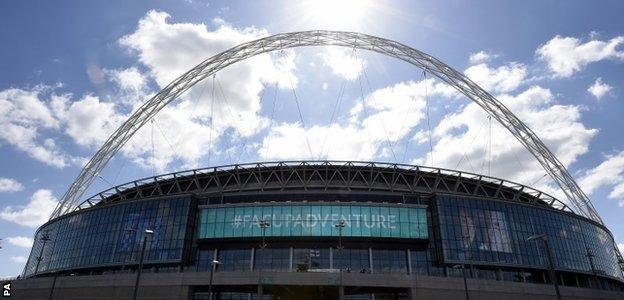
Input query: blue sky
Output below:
<box><xmin>1</xmin><ymin>0</ymin><xmax>623</xmax><ymax>277</ymax></box>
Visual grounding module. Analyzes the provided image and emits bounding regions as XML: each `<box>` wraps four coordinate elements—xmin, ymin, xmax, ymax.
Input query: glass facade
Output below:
<box><xmin>435</xmin><ymin>195</ymin><xmax>623</xmax><ymax>280</ymax></box>
<box><xmin>20</xmin><ymin>189</ymin><xmax>623</xmax><ymax>292</ymax></box>
<box><xmin>198</xmin><ymin>204</ymin><xmax>427</xmax><ymax>240</ymax></box>
<box><xmin>293</xmin><ymin>248</ymin><xmax>330</xmax><ymax>271</ymax></box>
<box><xmin>254</xmin><ymin>248</ymin><xmax>291</xmax><ymax>271</ymax></box>
<box><xmin>198</xmin><ymin>247</ymin><xmax>415</xmax><ymax>274</ymax></box>
<box><xmin>23</xmin><ymin>196</ymin><xmax>192</xmax><ymax>277</ymax></box>
<box><xmin>333</xmin><ymin>249</ymin><xmax>370</xmax><ymax>272</ymax></box>
<box><xmin>194</xmin><ymin>249</ymin><xmax>215</xmax><ymax>272</ymax></box>
<box><xmin>218</xmin><ymin>249</ymin><xmax>251</xmax><ymax>271</ymax></box>
<box><xmin>372</xmin><ymin>249</ymin><xmax>408</xmax><ymax>274</ymax></box>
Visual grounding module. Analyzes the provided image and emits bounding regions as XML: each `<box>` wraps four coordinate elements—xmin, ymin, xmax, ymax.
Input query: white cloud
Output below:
<box><xmin>119</xmin><ymin>10</ymin><xmax>293</xmax><ymax>88</ymax></box>
<box><xmin>260</xmin><ymin>79</ymin><xmax>458</xmax><ymax>160</ymax></box>
<box><xmin>0</xmin><ymin>86</ymin><xmax>74</xmax><ymax>168</ymax></box>
<box><xmin>579</xmin><ymin>150</ymin><xmax>624</xmax><ymax>207</ymax></box>
<box><xmin>0</xmin><ymin>177</ymin><xmax>23</xmax><ymax>193</ymax></box>
<box><xmin>64</xmin><ymin>95</ymin><xmax>124</xmax><ymax>147</ymax></box>
<box><xmin>537</xmin><ymin>35</ymin><xmax>624</xmax><ymax>78</ymax></box>
<box><xmin>469</xmin><ymin>51</ymin><xmax>494</xmax><ymax>64</ymax></box>
<box><xmin>261</xmin><ymin>122</ymin><xmax>376</xmax><ymax>160</ymax></box>
<box><xmin>587</xmin><ymin>77</ymin><xmax>612</xmax><ymax>99</ymax></box>
<box><xmin>319</xmin><ymin>47</ymin><xmax>365</xmax><ymax>80</ymax></box>
<box><xmin>1</xmin><ymin>189</ymin><xmax>58</xmax><ymax>227</ymax></box>
<box><xmin>412</xmin><ymin>130</ymin><xmax>429</xmax><ymax>145</ymax></box>
<box><xmin>464</xmin><ymin>62</ymin><xmax>527</xmax><ymax>94</ymax></box>
<box><xmin>114</xmin><ymin>10</ymin><xmax>297</xmax><ymax>171</ymax></box>
<box><xmin>427</xmin><ymin>86</ymin><xmax>597</xmax><ymax>190</ymax></box>
<box><xmin>618</xmin><ymin>243</ymin><xmax>624</xmax><ymax>255</ymax></box>
<box><xmin>10</xmin><ymin>256</ymin><xmax>27</xmax><ymax>264</ymax></box>
<box><xmin>6</xmin><ymin>236</ymin><xmax>33</xmax><ymax>248</ymax></box>
<box><xmin>107</xmin><ymin>67</ymin><xmax>147</xmax><ymax>91</ymax></box>
<box><xmin>0</xmin><ymin>11</ymin><xmax>300</xmax><ymax>172</ymax></box>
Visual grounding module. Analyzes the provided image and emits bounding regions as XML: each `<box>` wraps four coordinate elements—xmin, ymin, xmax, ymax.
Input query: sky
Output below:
<box><xmin>1</xmin><ymin>0</ymin><xmax>624</xmax><ymax>277</ymax></box>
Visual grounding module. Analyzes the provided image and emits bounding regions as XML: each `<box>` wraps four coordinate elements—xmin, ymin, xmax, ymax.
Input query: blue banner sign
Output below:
<box><xmin>198</xmin><ymin>204</ymin><xmax>428</xmax><ymax>239</ymax></box>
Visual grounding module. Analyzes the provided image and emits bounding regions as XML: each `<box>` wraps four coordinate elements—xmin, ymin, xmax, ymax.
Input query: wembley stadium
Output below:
<box><xmin>11</xmin><ymin>31</ymin><xmax>624</xmax><ymax>299</ymax></box>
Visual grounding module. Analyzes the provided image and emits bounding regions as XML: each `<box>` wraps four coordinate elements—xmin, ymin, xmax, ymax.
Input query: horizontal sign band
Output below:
<box><xmin>198</xmin><ymin>204</ymin><xmax>428</xmax><ymax>239</ymax></box>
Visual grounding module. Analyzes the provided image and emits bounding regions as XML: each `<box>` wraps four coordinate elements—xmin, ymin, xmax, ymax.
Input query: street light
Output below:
<box><xmin>334</xmin><ymin>220</ymin><xmax>346</xmax><ymax>250</ymax></box>
<box><xmin>259</xmin><ymin>219</ymin><xmax>271</xmax><ymax>249</ymax></box>
<box><xmin>208</xmin><ymin>259</ymin><xmax>221</xmax><ymax>300</ymax></box>
<box><xmin>48</xmin><ymin>270</ymin><xmax>58</xmax><ymax>300</ymax></box>
<box><xmin>585</xmin><ymin>247</ymin><xmax>600</xmax><ymax>288</ymax></box>
<box><xmin>34</xmin><ymin>233</ymin><xmax>51</xmax><ymax>275</ymax></box>
<box><xmin>527</xmin><ymin>234</ymin><xmax>561</xmax><ymax>300</ymax></box>
<box><xmin>452</xmin><ymin>264</ymin><xmax>469</xmax><ymax>300</ymax></box>
<box><xmin>132</xmin><ymin>229</ymin><xmax>153</xmax><ymax>300</ymax></box>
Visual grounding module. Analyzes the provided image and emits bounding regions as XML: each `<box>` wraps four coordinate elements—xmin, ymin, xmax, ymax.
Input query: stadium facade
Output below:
<box><xmin>8</xmin><ymin>31</ymin><xmax>624</xmax><ymax>299</ymax></box>
<box><xmin>13</xmin><ymin>161</ymin><xmax>624</xmax><ymax>299</ymax></box>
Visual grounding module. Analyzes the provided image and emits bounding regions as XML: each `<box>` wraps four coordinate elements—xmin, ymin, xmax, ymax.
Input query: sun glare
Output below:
<box><xmin>300</xmin><ymin>0</ymin><xmax>374</xmax><ymax>28</ymax></box>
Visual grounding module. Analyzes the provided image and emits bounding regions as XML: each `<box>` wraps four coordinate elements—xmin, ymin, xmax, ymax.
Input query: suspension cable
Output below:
<box><xmin>423</xmin><ymin>69</ymin><xmax>434</xmax><ymax>166</ymax></box>
<box><xmin>215</xmin><ymin>77</ymin><xmax>256</xmax><ymax>163</ymax></box>
<box><xmin>172</xmin><ymin>74</ymin><xmax>211</xmax><ymax>148</ymax></box>
<box><xmin>320</xmin><ymin>79</ymin><xmax>347</xmax><ymax>160</ymax></box>
<box><xmin>488</xmin><ymin>115</ymin><xmax>492</xmax><ymax>176</ymax></box>
<box><xmin>286</xmin><ymin>60</ymin><xmax>315</xmax><ymax>160</ymax></box>
<box><xmin>399</xmin><ymin>71</ymin><xmax>427</xmax><ymax>163</ymax></box>
<box><xmin>356</xmin><ymin>67</ymin><xmax>376</xmax><ymax>159</ymax></box>
<box><xmin>530</xmin><ymin>173</ymin><xmax>549</xmax><ymax>187</ymax></box>
<box><xmin>455</xmin><ymin>117</ymin><xmax>489</xmax><ymax>172</ymax></box>
<box><xmin>111</xmin><ymin>154</ymin><xmax>129</xmax><ymax>185</ymax></box>
<box><xmin>208</xmin><ymin>74</ymin><xmax>216</xmax><ymax>166</ymax></box>
<box><xmin>87</xmin><ymin>168</ymin><xmax>115</xmax><ymax>189</ymax></box>
<box><xmin>150</xmin><ymin>119</ymin><xmax>155</xmax><ymax>176</ymax></box>
<box><xmin>153</xmin><ymin>118</ymin><xmax>178</xmax><ymax>163</ymax></box>
<box><xmin>264</xmin><ymin>82</ymin><xmax>279</xmax><ymax>161</ymax></box>
<box><xmin>213</xmin><ymin>80</ymin><xmax>233</xmax><ymax>165</ymax></box>
<box><xmin>358</xmin><ymin>51</ymin><xmax>398</xmax><ymax>163</ymax></box>
<box><xmin>479</xmin><ymin>115</ymin><xmax>493</xmax><ymax>175</ymax></box>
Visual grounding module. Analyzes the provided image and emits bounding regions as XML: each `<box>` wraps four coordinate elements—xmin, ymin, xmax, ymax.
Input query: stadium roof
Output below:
<box><xmin>73</xmin><ymin>161</ymin><xmax>572</xmax><ymax>215</ymax></box>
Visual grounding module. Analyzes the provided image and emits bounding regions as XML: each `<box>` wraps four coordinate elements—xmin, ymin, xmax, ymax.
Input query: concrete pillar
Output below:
<box><xmin>179</xmin><ymin>285</ymin><xmax>192</xmax><ymax>300</ymax></box>
<box><xmin>408</xmin><ymin>287</ymin><xmax>418</xmax><ymax>300</ymax></box>
<box><xmin>338</xmin><ymin>285</ymin><xmax>344</xmax><ymax>300</ymax></box>
<box><xmin>257</xmin><ymin>284</ymin><xmax>263</xmax><ymax>300</ymax></box>
<box><xmin>369</xmin><ymin>247</ymin><xmax>373</xmax><ymax>273</ymax></box>
<box><xmin>330</xmin><ymin>247</ymin><xmax>333</xmax><ymax>269</ymax></box>
<box><xmin>406</xmin><ymin>249</ymin><xmax>412</xmax><ymax>275</ymax></box>
<box><xmin>250</xmin><ymin>247</ymin><xmax>255</xmax><ymax>271</ymax></box>
<box><xmin>289</xmin><ymin>247</ymin><xmax>293</xmax><ymax>271</ymax></box>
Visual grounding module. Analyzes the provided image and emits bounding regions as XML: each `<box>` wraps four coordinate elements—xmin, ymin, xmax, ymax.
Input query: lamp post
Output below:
<box><xmin>452</xmin><ymin>264</ymin><xmax>469</xmax><ymax>300</ymax></box>
<box><xmin>528</xmin><ymin>234</ymin><xmax>561</xmax><ymax>300</ymax></box>
<box><xmin>34</xmin><ymin>233</ymin><xmax>51</xmax><ymax>275</ymax></box>
<box><xmin>207</xmin><ymin>259</ymin><xmax>221</xmax><ymax>300</ymax></box>
<box><xmin>259</xmin><ymin>219</ymin><xmax>271</xmax><ymax>249</ymax></box>
<box><xmin>48</xmin><ymin>271</ymin><xmax>57</xmax><ymax>300</ymax></box>
<box><xmin>334</xmin><ymin>220</ymin><xmax>345</xmax><ymax>250</ymax></box>
<box><xmin>132</xmin><ymin>229</ymin><xmax>153</xmax><ymax>300</ymax></box>
<box><xmin>585</xmin><ymin>247</ymin><xmax>600</xmax><ymax>288</ymax></box>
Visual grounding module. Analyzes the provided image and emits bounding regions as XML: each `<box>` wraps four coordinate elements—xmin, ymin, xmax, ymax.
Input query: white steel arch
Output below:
<box><xmin>50</xmin><ymin>30</ymin><xmax>602</xmax><ymax>224</ymax></box>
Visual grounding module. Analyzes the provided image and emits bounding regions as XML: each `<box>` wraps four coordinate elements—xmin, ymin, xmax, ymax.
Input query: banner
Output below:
<box><xmin>198</xmin><ymin>204</ymin><xmax>427</xmax><ymax>239</ymax></box>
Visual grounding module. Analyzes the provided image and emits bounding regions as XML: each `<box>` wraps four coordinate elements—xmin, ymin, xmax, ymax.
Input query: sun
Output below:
<box><xmin>299</xmin><ymin>0</ymin><xmax>375</xmax><ymax>28</ymax></box>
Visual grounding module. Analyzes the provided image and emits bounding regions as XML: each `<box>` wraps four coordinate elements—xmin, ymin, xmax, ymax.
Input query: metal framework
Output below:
<box><xmin>72</xmin><ymin>161</ymin><xmax>571</xmax><ymax>213</ymax></box>
<box><xmin>50</xmin><ymin>30</ymin><xmax>602</xmax><ymax>226</ymax></box>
